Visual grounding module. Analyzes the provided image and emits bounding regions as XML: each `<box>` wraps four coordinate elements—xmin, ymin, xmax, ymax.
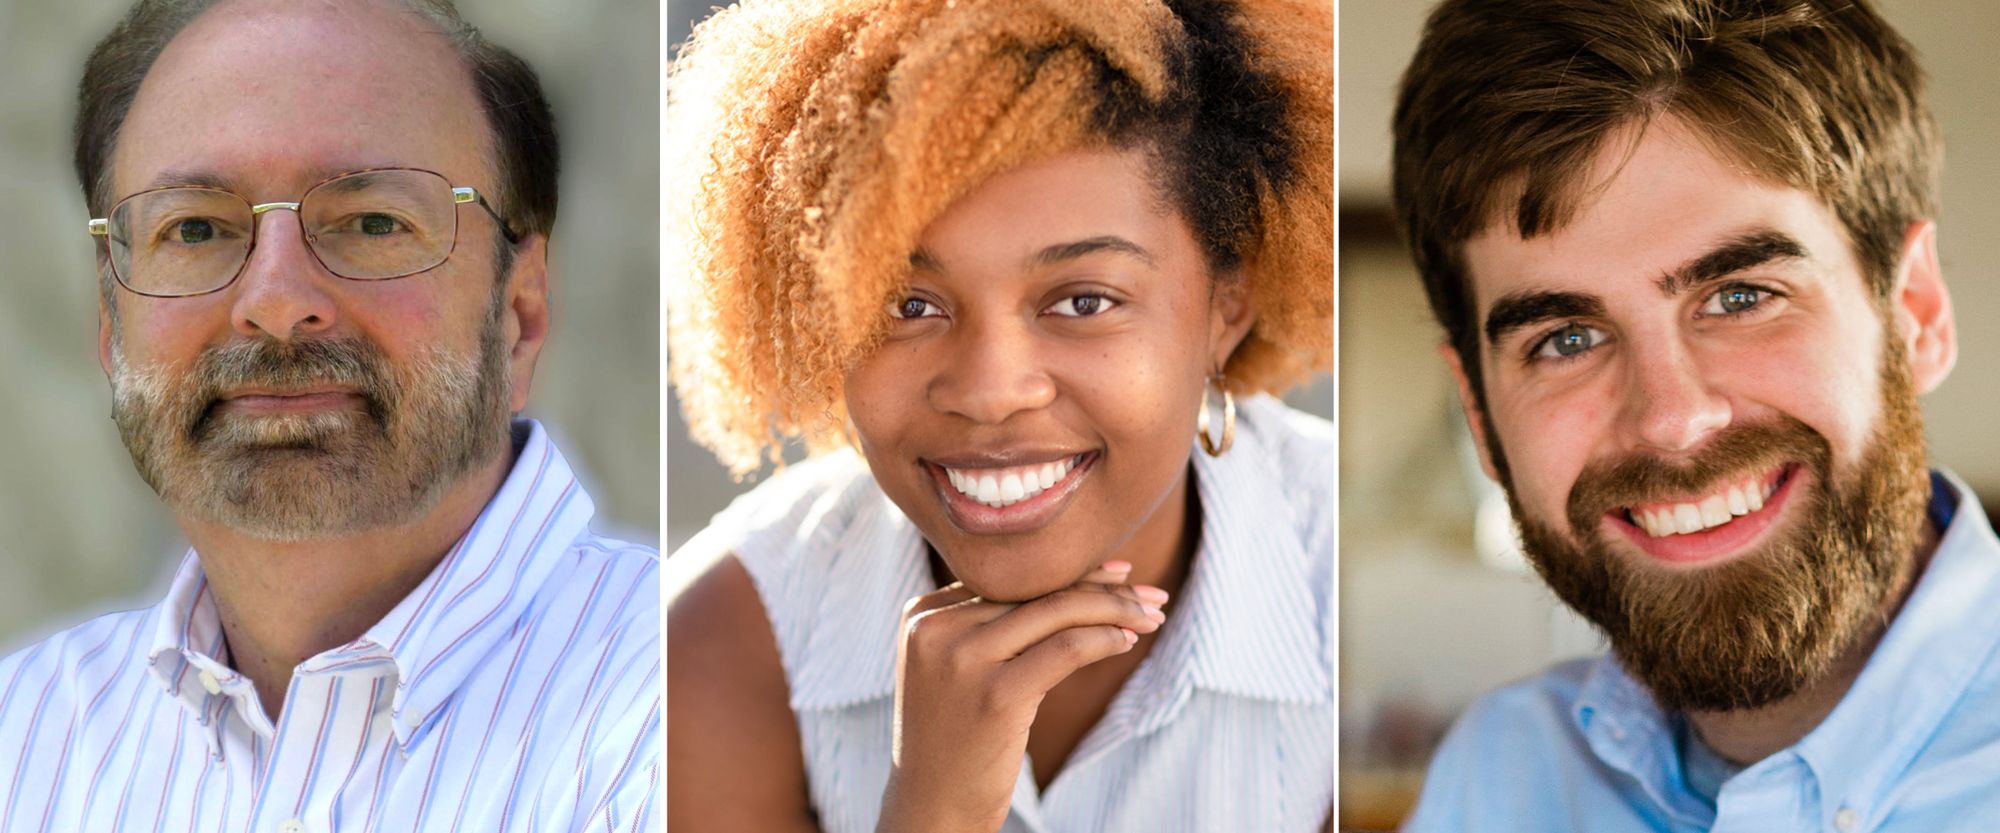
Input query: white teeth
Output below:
<box><xmin>1674</xmin><ymin>504</ymin><xmax>1703</xmax><ymax>534</ymax></box>
<box><xmin>1631</xmin><ymin>473</ymin><xmax>1782</xmax><ymax>538</ymax></box>
<box><xmin>1698</xmin><ymin>495</ymin><xmax>1730</xmax><ymax>527</ymax></box>
<box><xmin>943</xmin><ymin>455</ymin><xmax>1082</xmax><ymax>509</ymax></box>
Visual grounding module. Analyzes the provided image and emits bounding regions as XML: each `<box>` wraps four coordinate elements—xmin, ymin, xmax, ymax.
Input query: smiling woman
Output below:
<box><xmin>664</xmin><ymin>0</ymin><xmax>1332</xmax><ymax>831</ymax></box>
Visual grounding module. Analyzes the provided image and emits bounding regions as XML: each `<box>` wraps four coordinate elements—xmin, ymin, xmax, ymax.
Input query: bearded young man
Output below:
<box><xmin>0</xmin><ymin>1</ymin><xmax>659</xmax><ymax>829</ymax></box>
<box><xmin>1392</xmin><ymin>1</ymin><xmax>1997</xmax><ymax>831</ymax></box>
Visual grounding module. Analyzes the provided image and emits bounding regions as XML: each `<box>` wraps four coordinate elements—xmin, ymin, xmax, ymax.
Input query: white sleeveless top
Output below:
<box><xmin>678</xmin><ymin>396</ymin><xmax>1335</xmax><ymax>832</ymax></box>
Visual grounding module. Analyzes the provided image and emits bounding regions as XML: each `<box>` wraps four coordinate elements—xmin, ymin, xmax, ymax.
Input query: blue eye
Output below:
<box><xmin>889</xmin><ymin>297</ymin><xmax>943</xmax><ymax>319</ymax></box>
<box><xmin>1701</xmin><ymin>285</ymin><xmax>1768</xmax><ymax>316</ymax></box>
<box><xmin>1533</xmin><ymin>323</ymin><xmax>1604</xmax><ymax>360</ymax></box>
<box><xmin>1044</xmin><ymin>294</ymin><xmax>1117</xmax><ymax>317</ymax></box>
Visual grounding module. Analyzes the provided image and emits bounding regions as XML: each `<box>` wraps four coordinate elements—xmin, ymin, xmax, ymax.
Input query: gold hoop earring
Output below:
<box><xmin>1198</xmin><ymin>375</ymin><xmax>1235</xmax><ymax>457</ymax></box>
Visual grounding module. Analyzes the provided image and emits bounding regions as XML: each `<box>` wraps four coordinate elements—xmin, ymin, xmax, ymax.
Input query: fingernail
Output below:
<box><xmin>1142</xmin><ymin>604</ymin><xmax>1166</xmax><ymax>624</ymax></box>
<box><xmin>1121</xmin><ymin>628</ymin><xmax>1138</xmax><ymax>645</ymax></box>
<box><xmin>1133</xmin><ymin>585</ymin><xmax>1169</xmax><ymax>604</ymax></box>
<box><xmin>1102</xmin><ymin>560</ymin><xmax>1133</xmax><ymax>574</ymax></box>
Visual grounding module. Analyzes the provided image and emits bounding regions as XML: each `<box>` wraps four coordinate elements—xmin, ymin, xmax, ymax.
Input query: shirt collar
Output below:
<box><xmin>143</xmin><ymin>419</ymin><xmax>597</xmax><ymax>752</ymax></box>
<box><xmin>787</xmin><ymin>397</ymin><xmax>1333</xmax><ymax>713</ymax></box>
<box><xmin>1571</xmin><ymin>470</ymin><xmax>2000</xmax><ymax>826</ymax></box>
<box><xmin>1794</xmin><ymin>469</ymin><xmax>2000</xmax><ymax>820</ymax></box>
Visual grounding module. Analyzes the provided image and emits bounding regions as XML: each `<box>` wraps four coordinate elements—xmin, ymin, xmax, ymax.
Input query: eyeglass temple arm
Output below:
<box><xmin>452</xmin><ymin>187</ymin><xmax>522</xmax><ymax>245</ymax></box>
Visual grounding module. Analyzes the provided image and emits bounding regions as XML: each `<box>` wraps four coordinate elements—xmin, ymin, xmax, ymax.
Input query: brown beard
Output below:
<box><xmin>1506</xmin><ymin>348</ymin><xmax>1929</xmax><ymax>713</ymax></box>
<box><xmin>110</xmin><ymin>294</ymin><xmax>512</xmax><ymax>541</ymax></box>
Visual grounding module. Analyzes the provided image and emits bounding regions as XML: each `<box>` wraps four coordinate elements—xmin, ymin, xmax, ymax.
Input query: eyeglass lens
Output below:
<box><xmin>106</xmin><ymin>169</ymin><xmax>461</xmax><ymax>297</ymax></box>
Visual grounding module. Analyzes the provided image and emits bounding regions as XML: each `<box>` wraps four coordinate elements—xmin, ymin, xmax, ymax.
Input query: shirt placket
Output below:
<box><xmin>244</xmin><ymin>659</ymin><xmax>398</xmax><ymax>833</ymax></box>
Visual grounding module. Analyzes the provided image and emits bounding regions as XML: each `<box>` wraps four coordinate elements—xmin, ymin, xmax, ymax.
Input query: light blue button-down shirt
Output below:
<box><xmin>1405</xmin><ymin>471</ymin><xmax>2000</xmax><ymax>833</ymax></box>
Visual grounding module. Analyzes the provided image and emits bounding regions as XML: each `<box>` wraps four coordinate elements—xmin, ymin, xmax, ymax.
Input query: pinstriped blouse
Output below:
<box><xmin>0</xmin><ymin>421</ymin><xmax>660</xmax><ymax>832</ymax></box>
<box><xmin>681</xmin><ymin>395</ymin><xmax>1335</xmax><ymax>832</ymax></box>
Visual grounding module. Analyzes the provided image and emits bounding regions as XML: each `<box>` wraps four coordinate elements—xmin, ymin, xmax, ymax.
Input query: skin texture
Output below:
<box><xmin>666</xmin><ymin>148</ymin><xmax>1255</xmax><ymax>832</ymax></box>
<box><xmin>1443</xmin><ymin>116</ymin><xmax>1957</xmax><ymax>765</ymax></box>
<box><xmin>97</xmin><ymin>0</ymin><xmax>550</xmax><ymax>718</ymax></box>
<box><xmin>843</xmin><ymin>148</ymin><xmax>1252</xmax><ymax>605</ymax></box>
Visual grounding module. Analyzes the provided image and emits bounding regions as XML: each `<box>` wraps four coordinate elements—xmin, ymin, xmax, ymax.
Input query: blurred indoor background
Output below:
<box><xmin>1339</xmin><ymin>1</ymin><xmax>2000</xmax><ymax>829</ymax></box>
<box><xmin>0</xmin><ymin>0</ymin><xmax>659</xmax><ymax>651</ymax></box>
<box><xmin>662</xmin><ymin>1</ymin><xmax>1335</xmax><ymax>552</ymax></box>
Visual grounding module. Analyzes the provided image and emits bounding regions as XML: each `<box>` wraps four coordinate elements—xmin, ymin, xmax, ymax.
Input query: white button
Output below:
<box><xmin>278</xmin><ymin>820</ymin><xmax>306</xmax><ymax>833</ymax></box>
<box><xmin>198</xmin><ymin>670</ymin><xmax>222</xmax><ymax>695</ymax></box>
<box><xmin>1834</xmin><ymin>807</ymin><xmax>1858</xmax><ymax>832</ymax></box>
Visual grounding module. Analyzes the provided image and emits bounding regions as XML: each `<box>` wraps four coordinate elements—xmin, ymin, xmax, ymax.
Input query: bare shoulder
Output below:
<box><xmin>666</xmin><ymin>548</ymin><xmax>821</xmax><ymax>832</ymax></box>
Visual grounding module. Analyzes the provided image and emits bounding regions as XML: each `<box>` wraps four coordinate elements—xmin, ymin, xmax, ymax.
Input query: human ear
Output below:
<box><xmin>1206</xmin><ymin>274</ymin><xmax>1257</xmax><ymax>373</ymax></box>
<box><xmin>1888</xmin><ymin>220</ymin><xmax>1955</xmax><ymax>394</ymax></box>
<box><xmin>502</xmin><ymin>235</ymin><xmax>552</xmax><ymax>412</ymax></box>
<box><xmin>1439</xmin><ymin>342</ymin><xmax>1502</xmax><ymax>483</ymax></box>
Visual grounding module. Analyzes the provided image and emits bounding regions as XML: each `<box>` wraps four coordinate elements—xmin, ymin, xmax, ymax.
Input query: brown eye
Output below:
<box><xmin>175</xmin><ymin>219</ymin><xmax>216</xmax><ymax>244</ymax></box>
<box><xmin>889</xmin><ymin>297</ymin><xmax>941</xmax><ymax>319</ymax></box>
<box><xmin>358</xmin><ymin>214</ymin><xmax>400</xmax><ymax>235</ymax></box>
<box><xmin>1044</xmin><ymin>294</ymin><xmax>1117</xmax><ymax>318</ymax></box>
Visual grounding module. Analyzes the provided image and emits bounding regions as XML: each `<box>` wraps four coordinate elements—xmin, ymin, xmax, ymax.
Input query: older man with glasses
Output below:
<box><xmin>0</xmin><ymin>1</ymin><xmax>658</xmax><ymax>830</ymax></box>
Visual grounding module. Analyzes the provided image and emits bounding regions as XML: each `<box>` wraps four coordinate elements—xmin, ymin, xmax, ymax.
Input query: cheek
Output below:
<box><xmin>118</xmin><ymin>301</ymin><xmax>226</xmax><ymax>371</ymax></box>
<box><xmin>1734</xmin><ymin>326</ymin><xmax>1883</xmax><ymax>462</ymax></box>
<box><xmin>841</xmin><ymin>342</ymin><xmax>924</xmax><ymax>454</ymax></box>
<box><xmin>1489</xmin><ymin>374</ymin><xmax>1610</xmax><ymax>523</ymax></box>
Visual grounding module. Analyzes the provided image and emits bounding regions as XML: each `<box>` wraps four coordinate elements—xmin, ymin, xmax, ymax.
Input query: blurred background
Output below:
<box><xmin>0</xmin><ymin>0</ymin><xmax>659</xmax><ymax>651</ymax></box>
<box><xmin>1338</xmin><ymin>1</ymin><xmax>2000</xmax><ymax>828</ymax></box>
<box><xmin>662</xmin><ymin>0</ymin><xmax>1335</xmax><ymax>552</ymax></box>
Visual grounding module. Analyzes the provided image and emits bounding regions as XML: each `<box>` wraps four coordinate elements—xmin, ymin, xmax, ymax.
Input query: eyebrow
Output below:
<box><xmin>140</xmin><ymin>162</ymin><xmax>413</xmax><ymax>194</ymax></box>
<box><xmin>1484</xmin><ymin>290</ymin><xmax>1607</xmax><ymax>348</ymax></box>
<box><xmin>144</xmin><ymin>168</ymin><xmax>238</xmax><ymax>192</ymax></box>
<box><xmin>1030</xmin><ymin>235</ymin><xmax>1155</xmax><ymax>268</ymax></box>
<box><xmin>1481</xmin><ymin>229</ymin><xmax>1812</xmax><ymax>348</ymax></box>
<box><xmin>907</xmin><ymin>235</ymin><xmax>1157</xmax><ymax>273</ymax></box>
<box><xmin>1654</xmin><ymin>229</ymin><xmax>1809</xmax><ymax>297</ymax></box>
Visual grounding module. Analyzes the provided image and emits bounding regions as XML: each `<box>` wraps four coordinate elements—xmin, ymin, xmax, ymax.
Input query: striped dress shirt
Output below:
<box><xmin>0</xmin><ymin>420</ymin><xmax>660</xmax><ymax>832</ymax></box>
<box><xmin>678</xmin><ymin>395</ymin><xmax>1336</xmax><ymax>832</ymax></box>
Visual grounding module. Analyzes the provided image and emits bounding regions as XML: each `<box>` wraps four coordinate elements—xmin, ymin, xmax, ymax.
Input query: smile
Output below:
<box><xmin>1606</xmin><ymin>464</ymin><xmax>1802</xmax><ymax>566</ymax></box>
<box><xmin>1624</xmin><ymin>466</ymin><xmax>1786</xmax><ymax>538</ymax></box>
<box><xmin>925</xmin><ymin>451</ymin><xmax>1098</xmax><ymax>536</ymax></box>
<box><xmin>942</xmin><ymin>455</ymin><xmax>1082</xmax><ymax>508</ymax></box>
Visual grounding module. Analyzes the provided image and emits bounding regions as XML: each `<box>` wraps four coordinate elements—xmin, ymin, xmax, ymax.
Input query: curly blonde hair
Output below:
<box><xmin>668</xmin><ymin>0</ymin><xmax>1332</xmax><ymax>475</ymax></box>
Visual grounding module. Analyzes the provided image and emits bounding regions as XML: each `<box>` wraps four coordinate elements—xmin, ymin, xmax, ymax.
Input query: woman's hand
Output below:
<box><xmin>875</xmin><ymin>561</ymin><xmax>1170</xmax><ymax>833</ymax></box>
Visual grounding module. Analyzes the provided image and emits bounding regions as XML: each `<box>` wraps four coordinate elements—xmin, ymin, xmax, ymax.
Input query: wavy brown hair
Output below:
<box><xmin>1393</xmin><ymin>0</ymin><xmax>1939</xmax><ymax>405</ymax></box>
<box><xmin>668</xmin><ymin>0</ymin><xmax>1332</xmax><ymax>475</ymax></box>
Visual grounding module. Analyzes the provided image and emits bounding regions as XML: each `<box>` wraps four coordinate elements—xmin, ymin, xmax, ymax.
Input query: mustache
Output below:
<box><xmin>1565</xmin><ymin>416</ymin><xmax>1830</xmax><ymax>528</ymax></box>
<box><xmin>186</xmin><ymin>337</ymin><xmax>394</xmax><ymax>433</ymax></box>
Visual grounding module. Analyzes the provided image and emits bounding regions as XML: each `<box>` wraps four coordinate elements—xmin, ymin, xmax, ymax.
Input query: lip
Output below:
<box><xmin>214</xmin><ymin>387</ymin><xmax>364</xmax><ymax>416</ymax></box>
<box><xmin>926</xmin><ymin>450</ymin><xmax>1098</xmax><ymax>536</ymax></box>
<box><xmin>1603</xmin><ymin>463</ymin><xmax>1803</xmax><ymax>566</ymax></box>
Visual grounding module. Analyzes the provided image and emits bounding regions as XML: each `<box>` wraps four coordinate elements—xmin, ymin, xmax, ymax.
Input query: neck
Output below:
<box><xmin>180</xmin><ymin>451</ymin><xmax>513</xmax><ymax>720</ymax></box>
<box><xmin>1687</xmin><ymin>517</ymin><xmax>1942</xmax><ymax>766</ymax></box>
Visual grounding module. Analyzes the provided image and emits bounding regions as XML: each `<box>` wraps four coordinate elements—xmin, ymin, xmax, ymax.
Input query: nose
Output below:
<box><xmin>1619</xmin><ymin>337</ymin><xmax>1732</xmax><ymax>454</ymax></box>
<box><xmin>229</xmin><ymin>208</ymin><xmax>338</xmax><ymax>342</ymax></box>
<box><xmin>926</xmin><ymin>315</ymin><xmax>1057</xmax><ymax>424</ymax></box>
